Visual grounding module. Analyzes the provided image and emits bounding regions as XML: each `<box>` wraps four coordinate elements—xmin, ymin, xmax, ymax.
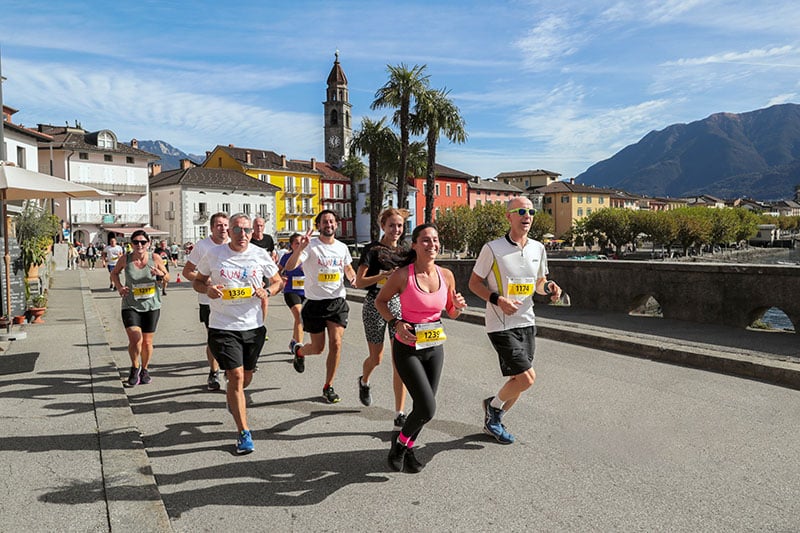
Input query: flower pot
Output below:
<box><xmin>26</xmin><ymin>263</ymin><xmax>40</xmax><ymax>281</ymax></box>
<box><xmin>11</xmin><ymin>316</ymin><xmax>25</xmax><ymax>325</ymax></box>
<box><xmin>28</xmin><ymin>307</ymin><xmax>46</xmax><ymax>324</ymax></box>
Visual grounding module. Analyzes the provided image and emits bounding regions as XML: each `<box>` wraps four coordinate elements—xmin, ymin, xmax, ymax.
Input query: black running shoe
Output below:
<box><xmin>139</xmin><ymin>367</ymin><xmax>152</xmax><ymax>385</ymax></box>
<box><xmin>207</xmin><ymin>370</ymin><xmax>221</xmax><ymax>391</ymax></box>
<box><xmin>403</xmin><ymin>446</ymin><xmax>424</xmax><ymax>474</ymax></box>
<box><xmin>322</xmin><ymin>385</ymin><xmax>340</xmax><ymax>404</ymax></box>
<box><xmin>126</xmin><ymin>366</ymin><xmax>140</xmax><ymax>387</ymax></box>
<box><xmin>393</xmin><ymin>413</ymin><xmax>407</xmax><ymax>428</ymax></box>
<box><xmin>292</xmin><ymin>343</ymin><xmax>305</xmax><ymax>373</ymax></box>
<box><xmin>358</xmin><ymin>376</ymin><xmax>372</xmax><ymax>406</ymax></box>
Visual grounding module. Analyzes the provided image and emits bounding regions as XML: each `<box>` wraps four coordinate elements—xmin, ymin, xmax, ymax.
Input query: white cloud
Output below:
<box><xmin>515</xmin><ymin>15</ymin><xmax>582</xmax><ymax>70</ymax></box>
<box><xmin>664</xmin><ymin>46</ymin><xmax>797</xmax><ymax>67</ymax></box>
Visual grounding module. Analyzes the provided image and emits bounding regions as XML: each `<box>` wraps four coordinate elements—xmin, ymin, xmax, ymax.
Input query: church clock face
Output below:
<box><xmin>328</xmin><ymin>134</ymin><xmax>341</xmax><ymax>148</ymax></box>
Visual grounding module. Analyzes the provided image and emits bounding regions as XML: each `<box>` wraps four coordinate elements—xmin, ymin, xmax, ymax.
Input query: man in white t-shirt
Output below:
<box><xmin>283</xmin><ymin>210</ymin><xmax>356</xmax><ymax>404</ymax></box>
<box><xmin>193</xmin><ymin>213</ymin><xmax>282</xmax><ymax>454</ymax></box>
<box><xmin>182</xmin><ymin>213</ymin><xmax>229</xmax><ymax>391</ymax></box>
<box><xmin>103</xmin><ymin>237</ymin><xmax>124</xmax><ymax>290</ymax></box>
<box><xmin>469</xmin><ymin>197</ymin><xmax>562</xmax><ymax>445</ymax></box>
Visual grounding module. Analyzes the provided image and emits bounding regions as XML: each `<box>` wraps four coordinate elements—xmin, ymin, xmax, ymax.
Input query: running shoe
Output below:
<box><xmin>139</xmin><ymin>367</ymin><xmax>152</xmax><ymax>385</ymax></box>
<box><xmin>358</xmin><ymin>376</ymin><xmax>372</xmax><ymax>406</ymax></box>
<box><xmin>126</xmin><ymin>366</ymin><xmax>140</xmax><ymax>387</ymax></box>
<box><xmin>236</xmin><ymin>430</ymin><xmax>254</xmax><ymax>454</ymax></box>
<box><xmin>393</xmin><ymin>413</ymin><xmax>407</xmax><ymax>428</ymax></box>
<box><xmin>403</xmin><ymin>446</ymin><xmax>424</xmax><ymax>473</ymax></box>
<box><xmin>483</xmin><ymin>397</ymin><xmax>515</xmax><ymax>444</ymax></box>
<box><xmin>387</xmin><ymin>432</ymin><xmax>406</xmax><ymax>472</ymax></box>
<box><xmin>292</xmin><ymin>344</ymin><xmax>305</xmax><ymax>373</ymax></box>
<box><xmin>289</xmin><ymin>339</ymin><xmax>298</xmax><ymax>353</ymax></box>
<box><xmin>322</xmin><ymin>385</ymin><xmax>340</xmax><ymax>404</ymax></box>
<box><xmin>207</xmin><ymin>370</ymin><xmax>221</xmax><ymax>391</ymax></box>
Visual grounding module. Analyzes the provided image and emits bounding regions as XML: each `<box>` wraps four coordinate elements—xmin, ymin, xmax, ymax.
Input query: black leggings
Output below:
<box><xmin>392</xmin><ymin>339</ymin><xmax>444</xmax><ymax>441</ymax></box>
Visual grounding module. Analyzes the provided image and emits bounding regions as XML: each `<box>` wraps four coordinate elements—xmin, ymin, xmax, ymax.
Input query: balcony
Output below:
<box><xmin>72</xmin><ymin>213</ymin><xmax>149</xmax><ymax>225</ymax></box>
<box><xmin>300</xmin><ymin>187</ymin><xmax>315</xmax><ymax>197</ymax></box>
<box><xmin>283</xmin><ymin>185</ymin><xmax>299</xmax><ymax>197</ymax></box>
<box><xmin>75</xmin><ymin>181</ymin><xmax>147</xmax><ymax>195</ymax></box>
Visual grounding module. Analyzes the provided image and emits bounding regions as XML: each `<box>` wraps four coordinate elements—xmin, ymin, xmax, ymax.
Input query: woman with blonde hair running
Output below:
<box><xmin>355</xmin><ymin>208</ymin><xmax>409</xmax><ymax>426</ymax></box>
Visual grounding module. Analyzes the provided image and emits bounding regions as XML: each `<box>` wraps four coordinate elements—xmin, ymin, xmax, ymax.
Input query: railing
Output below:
<box><xmin>75</xmin><ymin>181</ymin><xmax>147</xmax><ymax>195</ymax></box>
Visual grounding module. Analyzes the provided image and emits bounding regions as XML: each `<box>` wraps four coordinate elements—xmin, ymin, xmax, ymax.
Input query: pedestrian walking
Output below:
<box><xmin>468</xmin><ymin>197</ymin><xmax>562</xmax><ymax>444</ymax></box>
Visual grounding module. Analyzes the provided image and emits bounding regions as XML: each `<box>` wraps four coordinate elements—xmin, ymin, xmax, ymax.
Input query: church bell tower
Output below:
<box><xmin>323</xmin><ymin>50</ymin><xmax>352</xmax><ymax>167</ymax></box>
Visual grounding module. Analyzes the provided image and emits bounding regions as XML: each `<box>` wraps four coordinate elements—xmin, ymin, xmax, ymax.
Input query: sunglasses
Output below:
<box><xmin>131</xmin><ymin>240</ymin><xmax>149</xmax><ymax>246</ymax></box>
<box><xmin>508</xmin><ymin>208</ymin><xmax>536</xmax><ymax>216</ymax></box>
<box><xmin>231</xmin><ymin>227</ymin><xmax>254</xmax><ymax>235</ymax></box>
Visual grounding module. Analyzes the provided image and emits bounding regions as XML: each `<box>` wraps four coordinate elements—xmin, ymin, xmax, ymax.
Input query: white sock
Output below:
<box><xmin>360</xmin><ymin>378</ymin><xmax>369</xmax><ymax>387</ymax></box>
<box><xmin>396</xmin><ymin>411</ymin><xmax>404</xmax><ymax>417</ymax></box>
<box><xmin>490</xmin><ymin>396</ymin><xmax>505</xmax><ymax>410</ymax></box>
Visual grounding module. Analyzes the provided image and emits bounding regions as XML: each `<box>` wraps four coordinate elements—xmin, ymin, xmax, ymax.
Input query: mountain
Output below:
<box><xmin>575</xmin><ymin>103</ymin><xmax>800</xmax><ymax>200</ymax></box>
<box><xmin>134</xmin><ymin>140</ymin><xmax>205</xmax><ymax>170</ymax></box>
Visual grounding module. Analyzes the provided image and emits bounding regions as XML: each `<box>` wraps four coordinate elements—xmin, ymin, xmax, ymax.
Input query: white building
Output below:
<box><xmin>2</xmin><ymin>105</ymin><xmax>52</xmax><ymax>171</ymax></box>
<box><xmin>150</xmin><ymin>160</ymin><xmax>280</xmax><ymax>246</ymax></box>
<box><xmin>354</xmin><ymin>180</ymin><xmax>416</xmax><ymax>243</ymax></box>
<box><xmin>36</xmin><ymin>123</ymin><xmax>160</xmax><ymax>245</ymax></box>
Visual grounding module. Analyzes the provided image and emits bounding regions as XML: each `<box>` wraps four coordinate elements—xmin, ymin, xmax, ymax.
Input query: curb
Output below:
<box><xmin>80</xmin><ymin>270</ymin><xmax>173</xmax><ymax>532</ymax></box>
<box><xmin>345</xmin><ymin>289</ymin><xmax>800</xmax><ymax>391</ymax></box>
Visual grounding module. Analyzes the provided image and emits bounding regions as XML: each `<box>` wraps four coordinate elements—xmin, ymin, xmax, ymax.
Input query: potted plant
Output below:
<box><xmin>14</xmin><ymin>203</ymin><xmax>59</xmax><ymax>279</ymax></box>
<box><xmin>28</xmin><ymin>292</ymin><xmax>48</xmax><ymax>324</ymax></box>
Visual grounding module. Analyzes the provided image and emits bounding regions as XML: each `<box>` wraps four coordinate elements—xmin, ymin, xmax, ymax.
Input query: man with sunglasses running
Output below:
<box><xmin>469</xmin><ymin>197</ymin><xmax>562</xmax><ymax>444</ymax></box>
<box><xmin>193</xmin><ymin>213</ymin><xmax>283</xmax><ymax>454</ymax></box>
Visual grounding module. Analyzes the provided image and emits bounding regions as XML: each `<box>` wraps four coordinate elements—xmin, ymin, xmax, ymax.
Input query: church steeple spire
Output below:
<box><xmin>324</xmin><ymin>50</ymin><xmax>352</xmax><ymax>167</ymax></box>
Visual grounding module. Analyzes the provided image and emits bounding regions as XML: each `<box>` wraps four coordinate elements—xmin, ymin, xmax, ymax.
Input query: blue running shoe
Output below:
<box><xmin>236</xmin><ymin>430</ymin><xmax>254</xmax><ymax>454</ymax></box>
<box><xmin>483</xmin><ymin>397</ymin><xmax>515</xmax><ymax>444</ymax></box>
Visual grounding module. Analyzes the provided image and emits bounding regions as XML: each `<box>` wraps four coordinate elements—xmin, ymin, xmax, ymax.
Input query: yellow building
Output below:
<box><xmin>203</xmin><ymin>145</ymin><xmax>323</xmax><ymax>240</ymax></box>
<box><xmin>536</xmin><ymin>179</ymin><xmax>616</xmax><ymax>238</ymax></box>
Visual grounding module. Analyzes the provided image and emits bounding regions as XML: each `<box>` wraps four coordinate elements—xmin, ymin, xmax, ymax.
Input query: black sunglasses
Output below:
<box><xmin>132</xmin><ymin>240</ymin><xmax>149</xmax><ymax>245</ymax></box>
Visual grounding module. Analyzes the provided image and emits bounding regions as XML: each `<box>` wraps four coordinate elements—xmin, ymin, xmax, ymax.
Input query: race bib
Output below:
<box><xmin>507</xmin><ymin>277</ymin><xmax>535</xmax><ymax>298</ymax></box>
<box><xmin>132</xmin><ymin>283</ymin><xmax>156</xmax><ymax>300</ymax></box>
<box><xmin>377</xmin><ymin>277</ymin><xmax>387</xmax><ymax>287</ymax></box>
<box><xmin>291</xmin><ymin>276</ymin><xmax>305</xmax><ymax>290</ymax></box>
<box><xmin>415</xmin><ymin>321</ymin><xmax>446</xmax><ymax>350</ymax></box>
<box><xmin>318</xmin><ymin>268</ymin><xmax>341</xmax><ymax>286</ymax></box>
<box><xmin>221</xmin><ymin>286</ymin><xmax>253</xmax><ymax>302</ymax></box>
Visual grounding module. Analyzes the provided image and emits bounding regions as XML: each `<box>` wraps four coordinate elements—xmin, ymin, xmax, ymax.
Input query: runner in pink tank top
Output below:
<box><xmin>375</xmin><ymin>224</ymin><xmax>468</xmax><ymax>473</ymax></box>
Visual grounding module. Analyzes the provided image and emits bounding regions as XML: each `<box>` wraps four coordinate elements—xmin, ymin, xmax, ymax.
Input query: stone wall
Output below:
<box><xmin>438</xmin><ymin>259</ymin><xmax>800</xmax><ymax>332</ymax></box>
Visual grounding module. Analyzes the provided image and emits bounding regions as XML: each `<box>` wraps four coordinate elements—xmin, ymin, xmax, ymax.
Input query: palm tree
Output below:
<box><xmin>350</xmin><ymin>117</ymin><xmax>396</xmax><ymax>241</ymax></box>
<box><xmin>339</xmin><ymin>153</ymin><xmax>365</xmax><ymax>245</ymax></box>
<box><xmin>412</xmin><ymin>87</ymin><xmax>467</xmax><ymax>223</ymax></box>
<box><xmin>371</xmin><ymin>63</ymin><xmax>430</xmax><ymax>210</ymax></box>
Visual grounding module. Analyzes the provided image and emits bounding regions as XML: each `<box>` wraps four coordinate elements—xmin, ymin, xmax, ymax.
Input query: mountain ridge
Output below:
<box><xmin>135</xmin><ymin>140</ymin><xmax>204</xmax><ymax>170</ymax></box>
<box><xmin>575</xmin><ymin>103</ymin><xmax>800</xmax><ymax>200</ymax></box>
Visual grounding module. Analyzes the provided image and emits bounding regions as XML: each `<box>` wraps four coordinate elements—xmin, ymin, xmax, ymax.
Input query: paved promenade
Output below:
<box><xmin>1</xmin><ymin>268</ymin><xmax>798</xmax><ymax>532</ymax></box>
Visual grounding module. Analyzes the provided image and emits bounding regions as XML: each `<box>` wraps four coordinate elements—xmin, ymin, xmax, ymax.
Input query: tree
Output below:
<box><xmin>350</xmin><ymin>117</ymin><xmax>396</xmax><ymax>241</ymax></box>
<box><xmin>436</xmin><ymin>205</ymin><xmax>473</xmax><ymax>256</ymax></box>
<box><xmin>411</xmin><ymin>87</ymin><xmax>467</xmax><ymax>223</ymax></box>
<box><xmin>467</xmin><ymin>202</ymin><xmax>508</xmax><ymax>256</ymax></box>
<box><xmin>527</xmin><ymin>211</ymin><xmax>554</xmax><ymax>241</ymax></box>
<box><xmin>585</xmin><ymin>208</ymin><xmax>635</xmax><ymax>255</ymax></box>
<box><xmin>372</xmin><ymin>63</ymin><xmax>430</xmax><ymax>210</ymax></box>
<box><xmin>339</xmin><ymin>153</ymin><xmax>365</xmax><ymax>244</ymax></box>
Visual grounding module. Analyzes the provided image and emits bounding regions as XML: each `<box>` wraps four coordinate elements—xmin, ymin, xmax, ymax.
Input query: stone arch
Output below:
<box><xmin>748</xmin><ymin>306</ymin><xmax>796</xmax><ymax>332</ymax></box>
<box><xmin>628</xmin><ymin>293</ymin><xmax>663</xmax><ymax>317</ymax></box>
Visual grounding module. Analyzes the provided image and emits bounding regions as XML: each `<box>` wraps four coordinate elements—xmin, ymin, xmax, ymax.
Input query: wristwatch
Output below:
<box><xmin>266</xmin><ymin>288</ymin><xmax>272</xmax><ymax>297</ymax></box>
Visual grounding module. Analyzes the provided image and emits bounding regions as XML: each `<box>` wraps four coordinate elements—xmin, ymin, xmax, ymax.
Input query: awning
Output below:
<box><xmin>102</xmin><ymin>225</ymin><xmax>170</xmax><ymax>237</ymax></box>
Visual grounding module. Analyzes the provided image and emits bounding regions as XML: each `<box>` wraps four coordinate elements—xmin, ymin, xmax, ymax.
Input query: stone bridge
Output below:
<box><xmin>439</xmin><ymin>259</ymin><xmax>800</xmax><ymax>333</ymax></box>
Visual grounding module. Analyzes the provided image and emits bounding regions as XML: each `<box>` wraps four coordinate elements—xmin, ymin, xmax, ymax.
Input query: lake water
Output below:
<box><xmin>757</xmin><ymin>248</ymin><xmax>798</xmax><ymax>331</ymax></box>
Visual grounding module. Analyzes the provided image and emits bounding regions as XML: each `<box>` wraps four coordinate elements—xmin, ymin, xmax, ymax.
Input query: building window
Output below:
<box><xmin>598</xmin><ymin>197</ymin><xmax>605</xmax><ymax>204</ymax></box>
<box><xmin>435</xmin><ymin>183</ymin><xmax>440</xmax><ymax>196</ymax></box>
<box><xmin>242</xmin><ymin>204</ymin><xmax>251</xmax><ymax>215</ymax></box>
<box><xmin>259</xmin><ymin>173</ymin><xmax>269</xmax><ymax>181</ymax></box>
<box><xmin>545</xmin><ymin>196</ymin><xmax>552</xmax><ymax>204</ymax></box>
<box><xmin>475</xmin><ymin>199</ymin><xmax>481</xmax><ymax>206</ymax></box>
<box><xmin>259</xmin><ymin>204</ymin><xmax>268</xmax><ymax>217</ymax></box>
<box><xmin>285</xmin><ymin>199</ymin><xmax>294</xmax><ymax>214</ymax></box>
<box><xmin>153</xmin><ymin>201</ymin><xmax>159</xmax><ymax>215</ymax></box>
<box><xmin>303</xmin><ymin>177</ymin><xmax>312</xmax><ymax>194</ymax></box>
<box><xmin>286</xmin><ymin>218</ymin><xmax>295</xmax><ymax>232</ymax></box>
<box><xmin>126</xmin><ymin>156</ymin><xmax>134</xmax><ymax>164</ymax></box>
<box><xmin>446</xmin><ymin>184</ymin><xmax>451</xmax><ymax>196</ymax></box>
<box><xmin>587</xmin><ymin>196</ymin><xmax>593</xmax><ymax>204</ymax></box>
<box><xmin>423</xmin><ymin>183</ymin><xmax>427</xmax><ymax>195</ymax></box>
<box><xmin>79</xmin><ymin>152</ymin><xmax>89</xmax><ymax>160</ymax></box>
<box><xmin>457</xmin><ymin>184</ymin><xmax>462</xmax><ymax>197</ymax></box>
<box><xmin>103</xmin><ymin>199</ymin><xmax>113</xmax><ymax>214</ymax></box>
<box><xmin>221</xmin><ymin>203</ymin><xmax>230</xmax><ymax>213</ymax></box>
<box><xmin>197</xmin><ymin>202</ymin><xmax>207</xmax><ymax>214</ymax></box>
<box><xmin>577</xmin><ymin>208</ymin><xmax>583</xmax><ymax>217</ymax></box>
<box><xmin>98</xmin><ymin>131</ymin><xmax>114</xmax><ymax>149</ymax></box>
<box><xmin>587</xmin><ymin>208</ymin><xmax>592</xmax><ymax>215</ymax></box>
<box><xmin>561</xmin><ymin>196</ymin><xmax>570</xmax><ymax>203</ymax></box>
<box><xmin>15</xmin><ymin>146</ymin><xmax>26</xmax><ymax>168</ymax></box>
<box><xmin>284</xmin><ymin>176</ymin><xmax>294</xmax><ymax>193</ymax></box>
<box><xmin>198</xmin><ymin>226</ymin><xmax>208</xmax><ymax>239</ymax></box>
<box><xmin>577</xmin><ymin>196</ymin><xmax>583</xmax><ymax>203</ymax></box>
<box><xmin>104</xmin><ymin>154</ymin><xmax>113</xmax><ymax>162</ymax></box>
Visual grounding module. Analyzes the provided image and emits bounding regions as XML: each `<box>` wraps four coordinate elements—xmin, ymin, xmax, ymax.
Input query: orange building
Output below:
<box><xmin>410</xmin><ymin>163</ymin><xmax>473</xmax><ymax>225</ymax></box>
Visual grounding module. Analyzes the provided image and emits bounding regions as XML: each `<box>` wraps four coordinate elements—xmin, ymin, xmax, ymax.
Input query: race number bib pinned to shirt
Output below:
<box><xmin>221</xmin><ymin>286</ymin><xmax>253</xmax><ymax>303</ymax></box>
<box><xmin>415</xmin><ymin>321</ymin><xmax>446</xmax><ymax>350</ymax></box>
<box><xmin>132</xmin><ymin>283</ymin><xmax>156</xmax><ymax>300</ymax></box>
<box><xmin>292</xmin><ymin>276</ymin><xmax>305</xmax><ymax>290</ymax></box>
<box><xmin>318</xmin><ymin>267</ymin><xmax>341</xmax><ymax>286</ymax></box>
<box><xmin>507</xmin><ymin>277</ymin><xmax>535</xmax><ymax>298</ymax></box>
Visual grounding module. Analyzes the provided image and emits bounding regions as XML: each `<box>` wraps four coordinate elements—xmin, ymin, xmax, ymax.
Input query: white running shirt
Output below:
<box><xmin>187</xmin><ymin>237</ymin><xmax>228</xmax><ymax>305</ymax></box>
<box><xmin>296</xmin><ymin>237</ymin><xmax>352</xmax><ymax>300</ymax></box>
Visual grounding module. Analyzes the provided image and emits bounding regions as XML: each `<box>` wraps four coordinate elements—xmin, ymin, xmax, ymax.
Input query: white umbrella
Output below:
<box><xmin>0</xmin><ymin>162</ymin><xmax>110</xmax><ymax>323</ymax></box>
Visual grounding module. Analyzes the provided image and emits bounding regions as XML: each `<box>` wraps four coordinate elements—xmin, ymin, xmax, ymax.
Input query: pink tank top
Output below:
<box><xmin>396</xmin><ymin>264</ymin><xmax>448</xmax><ymax>344</ymax></box>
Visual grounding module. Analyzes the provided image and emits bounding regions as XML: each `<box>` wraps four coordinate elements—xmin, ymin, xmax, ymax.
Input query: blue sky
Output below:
<box><xmin>2</xmin><ymin>0</ymin><xmax>799</xmax><ymax>180</ymax></box>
